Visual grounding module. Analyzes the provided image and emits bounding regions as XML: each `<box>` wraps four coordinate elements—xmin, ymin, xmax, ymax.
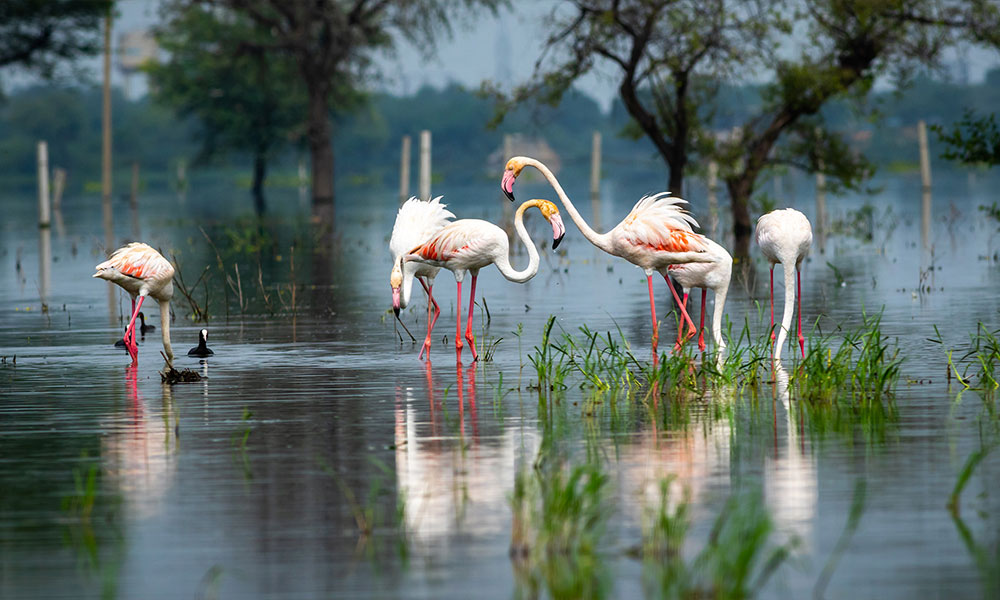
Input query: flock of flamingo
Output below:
<box><xmin>93</xmin><ymin>155</ymin><xmax>812</xmax><ymax>368</ymax></box>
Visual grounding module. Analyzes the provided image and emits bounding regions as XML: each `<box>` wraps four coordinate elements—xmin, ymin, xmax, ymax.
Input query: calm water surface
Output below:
<box><xmin>1</xmin><ymin>171</ymin><xmax>999</xmax><ymax>599</ymax></box>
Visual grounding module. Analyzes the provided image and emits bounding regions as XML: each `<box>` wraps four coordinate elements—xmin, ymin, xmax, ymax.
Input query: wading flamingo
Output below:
<box><xmin>502</xmin><ymin>156</ymin><xmax>713</xmax><ymax>353</ymax></box>
<box><xmin>390</xmin><ymin>196</ymin><xmax>456</xmax><ymax>359</ymax></box>
<box><xmin>187</xmin><ymin>328</ymin><xmax>214</xmax><ymax>357</ymax></box>
<box><xmin>94</xmin><ymin>242</ymin><xmax>175</xmax><ymax>365</ymax></box>
<box><xmin>404</xmin><ymin>199</ymin><xmax>566</xmax><ymax>362</ymax></box>
<box><xmin>755</xmin><ymin>208</ymin><xmax>813</xmax><ymax>360</ymax></box>
<box><xmin>665</xmin><ymin>236</ymin><xmax>732</xmax><ymax>352</ymax></box>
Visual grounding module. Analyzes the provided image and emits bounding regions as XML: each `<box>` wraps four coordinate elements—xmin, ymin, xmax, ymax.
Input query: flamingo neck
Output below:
<box><xmin>400</xmin><ymin>264</ymin><xmax>417</xmax><ymax>309</ymax></box>
<box><xmin>494</xmin><ymin>201</ymin><xmax>540</xmax><ymax>283</ymax></box>
<box><xmin>160</xmin><ymin>299</ymin><xmax>174</xmax><ymax>365</ymax></box>
<box><xmin>524</xmin><ymin>158</ymin><xmax>613</xmax><ymax>253</ymax></box>
<box><xmin>712</xmin><ymin>285</ymin><xmax>728</xmax><ymax>350</ymax></box>
<box><xmin>774</xmin><ymin>262</ymin><xmax>796</xmax><ymax>358</ymax></box>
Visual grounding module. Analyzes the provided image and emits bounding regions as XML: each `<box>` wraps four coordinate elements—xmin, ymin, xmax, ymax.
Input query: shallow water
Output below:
<box><xmin>2</xmin><ymin>170</ymin><xmax>999</xmax><ymax>599</ymax></box>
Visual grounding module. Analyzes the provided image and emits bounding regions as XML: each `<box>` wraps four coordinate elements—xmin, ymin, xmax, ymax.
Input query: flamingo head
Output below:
<box><xmin>390</xmin><ymin>260</ymin><xmax>403</xmax><ymax>316</ymax></box>
<box><xmin>536</xmin><ymin>199</ymin><xmax>566</xmax><ymax>250</ymax></box>
<box><xmin>502</xmin><ymin>157</ymin><xmax>527</xmax><ymax>202</ymax></box>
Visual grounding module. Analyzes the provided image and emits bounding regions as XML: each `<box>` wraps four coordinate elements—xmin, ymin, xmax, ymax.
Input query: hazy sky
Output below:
<box><xmin>68</xmin><ymin>1</ymin><xmax>1000</xmax><ymax>112</ymax></box>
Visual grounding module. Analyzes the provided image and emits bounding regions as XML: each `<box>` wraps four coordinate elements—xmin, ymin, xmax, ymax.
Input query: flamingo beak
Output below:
<box><xmin>550</xmin><ymin>213</ymin><xmax>566</xmax><ymax>250</ymax></box>
<box><xmin>501</xmin><ymin>169</ymin><xmax>516</xmax><ymax>202</ymax></box>
<box><xmin>392</xmin><ymin>287</ymin><xmax>401</xmax><ymax>316</ymax></box>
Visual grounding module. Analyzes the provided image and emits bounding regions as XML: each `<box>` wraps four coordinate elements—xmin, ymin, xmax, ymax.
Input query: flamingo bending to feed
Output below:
<box><xmin>755</xmin><ymin>208</ymin><xmax>813</xmax><ymax>360</ymax></box>
<box><xmin>502</xmin><ymin>156</ymin><xmax>713</xmax><ymax>353</ymax></box>
<box><xmin>390</xmin><ymin>195</ymin><xmax>456</xmax><ymax>359</ymax></box>
<box><xmin>94</xmin><ymin>242</ymin><xmax>175</xmax><ymax>364</ymax></box>
<box><xmin>666</xmin><ymin>236</ymin><xmax>732</xmax><ymax>352</ymax></box>
<box><xmin>404</xmin><ymin>198</ymin><xmax>566</xmax><ymax>362</ymax></box>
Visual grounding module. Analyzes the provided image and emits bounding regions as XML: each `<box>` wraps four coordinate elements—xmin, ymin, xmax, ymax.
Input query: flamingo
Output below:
<box><xmin>390</xmin><ymin>196</ymin><xmax>456</xmax><ymax>359</ymax></box>
<box><xmin>94</xmin><ymin>242</ymin><xmax>175</xmax><ymax>365</ymax></box>
<box><xmin>502</xmin><ymin>156</ymin><xmax>713</xmax><ymax>353</ymax></box>
<box><xmin>754</xmin><ymin>208</ymin><xmax>813</xmax><ymax>360</ymax></box>
<box><xmin>665</xmin><ymin>236</ymin><xmax>732</xmax><ymax>352</ymax></box>
<box><xmin>187</xmin><ymin>328</ymin><xmax>214</xmax><ymax>357</ymax></box>
<box><xmin>404</xmin><ymin>198</ymin><xmax>566</xmax><ymax>362</ymax></box>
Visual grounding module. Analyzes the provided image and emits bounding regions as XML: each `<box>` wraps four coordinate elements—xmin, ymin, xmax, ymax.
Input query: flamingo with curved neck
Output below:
<box><xmin>755</xmin><ymin>208</ymin><xmax>813</xmax><ymax>361</ymax></box>
<box><xmin>405</xmin><ymin>198</ymin><xmax>566</xmax><ymax>361</ymax></box>
<box><xmin>502</xmin><ymin>156</ymin><xmax>714</xmax><ymax>354</ymax></box>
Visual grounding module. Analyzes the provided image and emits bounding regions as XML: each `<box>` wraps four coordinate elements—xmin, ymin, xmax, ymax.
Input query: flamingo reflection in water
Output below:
<box><xmin>393</xmin><ymin>362</ymin><xmax>526</xmax><ymax>543</ymax></box>
<box><xmin>100</xmin><ymin>366</ymin><xmax>179</xmax><ymax>520</ymax></box>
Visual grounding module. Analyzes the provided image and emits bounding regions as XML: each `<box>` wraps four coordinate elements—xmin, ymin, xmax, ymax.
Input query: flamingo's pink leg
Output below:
<box><xmin>455</xmin><ymin>279</ymin><xmax>464</xmax><ymax>354</ymax></box>
<box><xmin>647</xmin><ymin>275</ymin><xmax>659</xmax><ymax>354</ymax></box>
<box><xmin>698</xmin><ymin>289</ymin><xmax>707</xmax><ymax>352</ymax></box>
<box><xmin>797</xmin><ymin>267</ymin><xmax>805</xmax><ymax>358</ymax></box>
<box><xmin>769</xmin><ymin>265</ymin><xmax>776</xmax><ymax>342</ymax></box>
<box><xmin>664</xmin><ymin>276</ymin><xmax>696</xmax><ymax>353</ymax></box>
<box><xmin>418</xmin><ymin>277</ymin><xmax>439</xmax><ymax>360</ymax></box>
<box><xmin>675</xmin><ymin>292</ymin><xmax>689</xmax><ymax>347</ymax></box>
<box><xmin>464</xmin><ymin>274</ymin><xmax>479</xmax><ymax>361</ymax></box>
<box><xmin>124</xmin><ymin>295</ymin><xmax>145</xmax><ymax>363</ymax></box>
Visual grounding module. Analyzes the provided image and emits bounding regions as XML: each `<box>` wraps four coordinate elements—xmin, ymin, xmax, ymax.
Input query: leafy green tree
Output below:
<box><xmin>490</xmin><ymin>0</ymin><xmax>1000</xmax><ymax>258</ymax></box>
<box><xmin>147</xmin><ymin>3</ymin><xmax>306</xmax><ymax>213</ymax></box>
<box><xmin>0</xmin><ymin>0</ymin><xmax>113</xmax><ymax>91</ymax></box>
<box><xmin>196</xmin><ymin>0</ymin><xmax>505</xmax><ymax>218</ymax></box>
<box><xmin>934</xmin><ymin>110</ymin><xmax>1000</xmax><ymax>166</ymax></box>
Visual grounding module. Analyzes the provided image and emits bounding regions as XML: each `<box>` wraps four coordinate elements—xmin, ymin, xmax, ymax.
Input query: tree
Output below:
<box><xmin>0</xmin><ymin>0</ymin><xmax>113</xmax><ymax>91</ymax></box>
<box><xmin>934</xmin><ymin>110</ymin><xmax>1000</xmax><ymax>166</ymax></box>
<box><xmin>147</xmin><ymin>3</ymin><xmax>306</xmax><ymax>213</ymax></box>
<box><xmin>193</xmin><ymin>0</ymin><xmax>504</xmax><ymax>216</ymax></box>
<box><xmin>491</xmin><ymin>0</ymin><xmax>1000</xmax><ymax>258</ymax></box>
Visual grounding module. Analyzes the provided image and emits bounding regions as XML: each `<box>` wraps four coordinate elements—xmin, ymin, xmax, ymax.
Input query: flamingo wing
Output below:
<box><xmin>616</xmin><ymin>193</ymin><xmax>707</xmax><ymax>253</ymax></box>
<box><xmin>408</xmin><ymin>220</ymin><xmax>498</xmax><ymax>264</ymax></box>
<box><xmin>95</xmin><ymin>242</ymin><xmax>175</xmax><ymax>282</ymax></box>
<box><xmin>390</xmin><ymin>195</ymin><xmax>456</xmax><ymax>259</ymax></box>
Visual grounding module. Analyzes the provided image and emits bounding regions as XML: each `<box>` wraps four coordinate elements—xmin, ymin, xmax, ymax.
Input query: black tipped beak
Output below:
<box><xmin>553</xmin><ymin>234</ymin><xmax>565</xmax><ymax>250</ymax></box>
<box><xmin>503</xmin><ymin>188</ymin><xmax>515</xmax><ymax>202</ymax></box>
<box><xmin>393</xmin><ymin>306</ymin><xmax>400</xmax><ymax>317</ymax></box>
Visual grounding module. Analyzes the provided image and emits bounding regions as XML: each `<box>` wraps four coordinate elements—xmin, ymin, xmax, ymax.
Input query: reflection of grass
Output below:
<box><xmin>231</xmin><ymin>407</ymin><xmax>254</xmax><ymax>481</ymax></box>
<box><xmin>509</xmin><ymin>460</ymin><xmax>610</xmax><ymax>600</ymax></box>
<box><xmin>318</xmin><ymin>456</ymin><xmax>409</xmax><ymax>563</ymax></box>
<box><xmin>60</xmin><ymin>457</ymin><xmax>124</xmax><ymax>599</ymax></box>
<box><xmin>635</xmin><ymin>478</ymin><xmax>796</xmax><ymax>599</ymax></box>
<box><xmin>948</xmin><ymin>446</ymin><xmax>999</xmax><ymax>597</ymax></box>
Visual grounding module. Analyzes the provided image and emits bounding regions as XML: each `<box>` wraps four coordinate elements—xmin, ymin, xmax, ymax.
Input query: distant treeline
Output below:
<box><xmin>1</xmin><ymin>72</ymin><xmax>996</xmax><ymax>193</ymax></box>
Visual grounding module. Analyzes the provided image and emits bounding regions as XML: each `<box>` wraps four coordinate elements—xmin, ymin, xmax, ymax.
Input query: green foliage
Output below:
<box><xmin>0</xmin><ymin>0</ymin><xmax>111</xmax><ymax>86</ymax></box>
<box><xmin>947</xmin><ymin>323</ymin><xmax>1000</xmax><ymax>399</ymax></box>
<box><xmin>146</xmin><ymin>2</ymin><xmax>306</xmax><ymax>199</ymax></box>
<box><xmin>932</xmin><ymin>109</ymin><xmax>1000</xmax><ymax>166</ymax></box>
<box><xmin>793</xmin><ymin>312</ymin><xmax>903</xmax><ymax>405</ymax></box>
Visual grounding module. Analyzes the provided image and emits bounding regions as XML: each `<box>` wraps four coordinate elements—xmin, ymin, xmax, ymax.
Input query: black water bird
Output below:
<box><xmin>187</xmin><ymin>328</ymin><xmax>214</xmax><ymax>357</ymax></box>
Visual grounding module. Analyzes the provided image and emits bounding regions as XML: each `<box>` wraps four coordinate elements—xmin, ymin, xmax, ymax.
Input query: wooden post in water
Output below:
<box><xmin>399</xmin><ymin>135</ymin><xmax>411</xmax><ymax>203</ymax></box>
<box><xmin>707</xmin><ymin>161</ymin><xmax>719</xmax><ymax>240</ymax></box>
<box><xmin>419</xmin><ymin>130</ymin><xmax>431</xmax><ymax>201</ymax></box>
<box><xmin>814</xmin><ymin>127</ymin><xmax>826</xmax><ymax>253</ymax></box>
<box><xmin>101</xmin><ymin>9</ymin><xmax>116</xmax><ymax>324</ymax></box>
<box><xmin>130</xmin><ymin>161</ymin><xmax>141</xmax><ymax>239</ymax></box>
<box><xmin>918</xmin><ymin>119</ymin><xmax>932</xmax><ymax>249</ymax></box>
<box><xmin>37</xmin><ymin>141</ymin><xmax>52</xmax><ymax>307</ymax></box>
<box><xmin>590</xmin><ymin>132</ymin><xmax>601</xmax><ymax>199</ymax></box>
<box><xmin>37</xmin><ymin>141</ymin><xmax>50</xmax><ymax>229</ymax></box>
<box><xmin>52</xmin><ymin>168</ymin><xmax>66</xmax><ymax>211</ymax></box>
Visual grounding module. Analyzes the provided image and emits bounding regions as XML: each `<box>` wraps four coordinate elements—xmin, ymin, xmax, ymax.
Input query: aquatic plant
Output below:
<box><xmin>61</xmin><ymin>457</ymin><xmax>124</xmax><ymax>598</ymax></box>
<box><xmin>528</xmin><ymin>316</ymin><xmax>571</xmax><ymax>393</ymax></box>
<box><xmin>792</xmin><ymin>311</ymin><xmax>902</xmax><ymax>404</ymax></box>
<box><xmin>947</xmin><ymin>323</ymin><xmax>1000</xmax><ymax>399</ymax></box>
<box><xmin>509</xmin><ymin>460</ymin><xmax>611</xmax><ymax>600</ymax></box>
<box><xmin>638</xmin><ymin>479</ymin><xmax>796</xmax><ymax>599</ymax></box>
<box><xmin>948</xmin><ymin>446</ymin><xmax>999</xmax><ymax>598</ymax></box>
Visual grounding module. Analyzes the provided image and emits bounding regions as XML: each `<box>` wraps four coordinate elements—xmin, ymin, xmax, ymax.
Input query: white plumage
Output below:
<box><xmin>755</xmin><ymin>208</ymin><xmax>813</xmax><ymax>360</ymax></box>
<box><xmin>93</xmin><ymin>242</ymin><xmax>176</xmax><ymax>364</ymax></box>
<box><xmin>389</xmin><ymin>196</ymin><xmax>456</xmax><ymax>359</ymax></box>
